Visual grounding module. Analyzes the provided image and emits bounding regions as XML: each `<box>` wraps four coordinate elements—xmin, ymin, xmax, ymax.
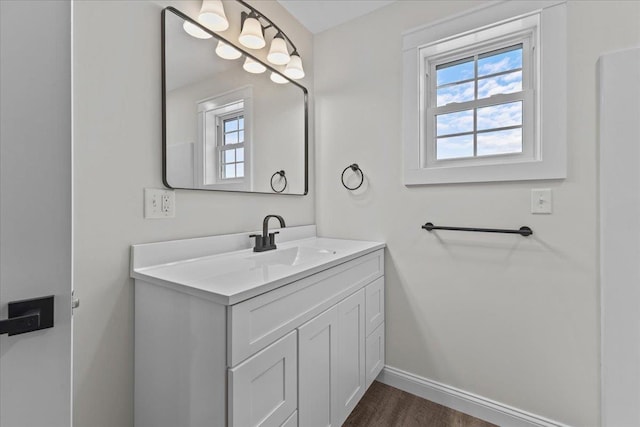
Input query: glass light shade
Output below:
<box><xmin>199</xmin><ymin>0</ymin><xmax>229</xmax><ymax>31</ymax></box>
<box><xmin>284</xmin><ymin>53</ymin><xmax>305</xmax><ymax>79</ymax></box>
<box><xmin>215</xmin><ymin>41</ymin><xmax>241</xmax><ymax>60</ymax></box>
<box><xmin>183</xmin><ymin>21</ymin><xmax>212</xmax><ymax>39</ymax></box>
<box><xmin>238</xmin><ymin>16</ymin><xmax>265</xmax><ymax>49</ymax></box>
<box><xmin>267</xmin><ymin>36</ymin><xmax>290</xmax><ymax>65</ymax></box>
<box><xmin>270</xmin><ymin>72</ymin><xmax>289</xmax><ymax>84</ymax></box>
<box><xmin>243</xmin><ymin>57</ymin><xmax>267</xmax><ymax>74</ymax></box>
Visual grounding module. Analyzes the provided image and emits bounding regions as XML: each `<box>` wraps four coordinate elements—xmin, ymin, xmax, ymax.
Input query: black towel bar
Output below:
<box><xmin>421</xmin><ymin>222</ymin><xmax>533</xmax><ymax>237</ymax></box>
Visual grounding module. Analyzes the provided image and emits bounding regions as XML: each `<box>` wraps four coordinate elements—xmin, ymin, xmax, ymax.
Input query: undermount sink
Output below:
<box><xmin>247</xmin><ymin>245</ymin><xmax>337</xmax><ymax>267</ymax></box>
<box><xmin>130</xmin><ymin>225</ymin><xmax>385</xmax><ymax>305</ymax></box>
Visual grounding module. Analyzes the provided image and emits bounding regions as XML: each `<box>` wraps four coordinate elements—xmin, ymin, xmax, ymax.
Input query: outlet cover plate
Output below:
<box><xmin>531</xmin><ymin>188</ymin><xmax>552</xmax><ymax>214</ymax></box>
<box><xmin>144</xmin><ymin>188</ymin><xmax>175</xmax><ymax>218</ymax></box>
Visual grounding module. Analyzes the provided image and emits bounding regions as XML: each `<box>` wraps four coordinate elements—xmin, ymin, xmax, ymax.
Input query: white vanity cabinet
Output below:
<box><xmin>132</xmin><ymin>228</ymin><xmax>385</xmax><ymax>427</ymax></box>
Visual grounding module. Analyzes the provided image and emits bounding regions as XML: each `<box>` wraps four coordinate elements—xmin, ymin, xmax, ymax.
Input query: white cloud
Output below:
<box><xmin>478</xmin><ymin>49</ymin><xmax>522</xmax><ymax>76</ymax></box>
<box><xmin>477</xmin><ymin>128</ymin><xmax>522</xmax><ymax>155</ymax></box>
<box><xmin>477</xmin><ymin>102</ymin><xmax>522</xmax><ymax>130</ymax></box>
<box><xmin>478</xmin><ymin>72</ymin><xmax>522</xmax><ymax>98</ymax></box>
<box><xmin>437</xmin><ymin>110</ymin><xmax>473</xmax><ymax>136</ymax></box>
<box><xmin>479</xmin><ymin>57</ymin><xmax>511</xmax><ymax>75</ymax></box>
<box><xmin>437</xmin><ymin>135</ymin><xmax>473</xmax><ymax>159</ymax></box>
<box><xmin>437</xmin><ymin>82</ymin><xmax>474</xmax><ymax>106</ymax></box>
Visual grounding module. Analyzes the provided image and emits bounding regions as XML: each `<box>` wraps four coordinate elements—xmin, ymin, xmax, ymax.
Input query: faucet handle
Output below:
<box><xmin>249</xmin><ymin>234</ymin><xmax>263</xmax><ymax>249</ymax></box>
<box><xmin>268</xmin><ymin>231</ymin><xmax>280</xmax><ymax>247</ymax></box>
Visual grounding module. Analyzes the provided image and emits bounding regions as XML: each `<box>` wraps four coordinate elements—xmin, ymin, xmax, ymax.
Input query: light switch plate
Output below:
<box><xmin>144</xmin><ymin>188</ymin><xmax>175</xmax><ymax>218</ymax></box>
<box><xmin>531</xmin><ymin>188</ymin><xmax>552</xmax><ymax>214</ymax></box>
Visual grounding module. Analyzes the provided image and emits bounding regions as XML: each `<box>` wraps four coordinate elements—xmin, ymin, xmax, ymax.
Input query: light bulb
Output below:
<box><xmin>183</xmin><ymin>21</ymin><xmax>212</xmax><ymax>39</ymax></box>
<box><xmin>267</xmin><ymin>35</ymin><xmax>290</xmax><ymax>65</ymax></box>
<box><xmin>270</xmin><ymin>72</ymin><xmax>288</xmax><ymax>84</ymax></box>
<box><xmin>215</xmin><ymin>41</ymin><xmax>242</xmax><ymax>60</ymax></box>
<box><xmin>239</xmin><ymin>15</ymin><xmax>265</xmax><ymax>49</ymax></box>
<box><xmin>243</xmin><ymin>57</ymin><xmax>266</xmax><ymax>74</ymax></box>
<box><xmin>284</xmin><ymin>53</ymin><xmax>304</xmax><ymax>79</ymax></box>
<box><xmin>199</xmin><ymin>0</ymin><xmax>229</xmax><ymax>31</ymax></box>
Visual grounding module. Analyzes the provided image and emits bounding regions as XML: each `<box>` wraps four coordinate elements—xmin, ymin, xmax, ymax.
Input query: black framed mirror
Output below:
<box><xmin>162</xmin><ymin>7</ymin><xmax>308</xmax><ymax>195</ymax></box>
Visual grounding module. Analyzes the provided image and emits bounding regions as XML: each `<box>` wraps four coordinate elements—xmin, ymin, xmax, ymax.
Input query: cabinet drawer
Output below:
<box><xmin>228</xmin><ymin>331</ymin><xmax>297</xmax><ymax>427</ymax></box>
<box><xmin>228</xmin><ymin>250</ymin><xmax>384</xmax><ymax>366</ymax></box>
<box><xmin>365</xmin><ymin>322</ymin><xmax>385</xmax><ymax>388</ymax></box>
<box><xmin>365</xmin><ymin>277</ymin><xmax>384</xmax><ymax>337</ymax></box>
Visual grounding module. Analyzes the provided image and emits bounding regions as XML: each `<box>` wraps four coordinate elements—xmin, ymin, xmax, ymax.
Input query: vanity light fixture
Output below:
<box><xmin>267</xmin><ymin>33</ymin><xmax>290</xmax><ymax>65</ymax></box>
<box><xmin>236</xmin><ymin>0</ymin><xmax>305</xmax><ymax>79</ymax></box>
<box><xmin>243</xmin><ymin>57</ymin><xmax>267</xmax><ymax>74</ymax></box>
<box><xmin>186</xmin><ymin>0</ymin><xmax>306</xmax><ymax>81</ymax></box>
<box><xmin>198</xmin><ymin>0</ymin><xmax>229</xmax><ymax>31</ymax></box>
<box><xmin>270</xmin><ymin>72</ymin><xmax>288</xmax><ymax>84</ymax></box>
<box><xmin>284</xmin><ymin>52</ymin><xmax>305</xmax><ymax>79</ymax></box>
<box><xmin>215</xmin><ymin>40</ymin><xmax>242</xmax><ymax>60</ymax></box>
<box><xmin>238</xmin><ymin>12</ymin><xmax>265</xmax><ymax>49</ymax></box>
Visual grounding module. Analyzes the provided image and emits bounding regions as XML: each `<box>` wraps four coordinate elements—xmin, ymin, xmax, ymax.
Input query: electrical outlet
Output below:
<box><xmin>161</xmin><ymin>194</ymin><xmax>172</xmax><ymax>213</ymax></box>
<box><xmin>144</xmin><ymin>188</ymin><xmax>175</xmax><ymax>218</ymax></box>
<box><xmin>531</xmin><ymin>188</ymin><xmax>552</xmax><ymax>214</ymax></box>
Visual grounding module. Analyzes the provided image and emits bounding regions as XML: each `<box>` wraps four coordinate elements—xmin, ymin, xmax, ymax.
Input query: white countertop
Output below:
<box><xmin>131</xmin><ymin>228</ymin><xmax>384</xmax><ymax>305</ymax></box>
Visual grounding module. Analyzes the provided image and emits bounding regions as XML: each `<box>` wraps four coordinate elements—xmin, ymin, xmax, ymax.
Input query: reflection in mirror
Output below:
<box><xmin>162</xmin><ymin>7</ymin><xmax>307</xmax><ymax>194</ymax></box>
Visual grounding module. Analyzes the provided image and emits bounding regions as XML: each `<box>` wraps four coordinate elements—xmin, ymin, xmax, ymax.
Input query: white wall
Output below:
<box><xmin>314</xmin><ymin>1</ymin><xmax>640</xmax><ymax>425</ymax></box>
<box><xmin>72</xmin><ymin>1</ymin><xmax>313</xmax><ymax>426</ymax></box>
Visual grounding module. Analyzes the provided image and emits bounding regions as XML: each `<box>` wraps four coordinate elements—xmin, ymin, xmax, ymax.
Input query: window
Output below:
<box><xmin>430</xmin><ymin>43</ymin><xmax>528</xmax><ymax>161</ymax></box>
<box><xmin>218</xmin><ymin>111</ymin><xmax>245</xmax><ymax>180</ymax></box>
<box><xmin>403</xmin><ymin>1</ymin><xmax>566</xmax><ymax>184</ymax></box>
<box><xmin>197</xmin><ymin>87</ymin><xmax>252</xmax><ymax>190</ymax></box>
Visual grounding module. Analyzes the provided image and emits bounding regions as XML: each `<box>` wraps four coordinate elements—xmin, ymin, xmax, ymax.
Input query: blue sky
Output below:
<box><xmin>435</xmin><ymin>47</ymin><xmax>524</xmax><ymax>159</ymax></box>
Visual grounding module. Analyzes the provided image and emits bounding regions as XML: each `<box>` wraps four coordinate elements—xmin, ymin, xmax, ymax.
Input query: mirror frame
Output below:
<box><xmin>161</xmin><ymin>6</ymin><xmax>309</xmax><ymax>195</ymax></box>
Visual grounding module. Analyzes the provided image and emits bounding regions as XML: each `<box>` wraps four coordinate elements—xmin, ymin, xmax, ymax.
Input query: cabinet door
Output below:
<box><xmin>298</xmin><ymin>306</ymin><xmax>339</xmax><ymax>427</ymax></box>
<box><xmin>228</xmin><ymin>331</ymin><xmax>297</xmax><ymax>427</ymax></box>
<box><xmin>365</xmin><ymin>277</ymin><xmax>384</xmax><ymax>337</ymax></box>
<box><xmin>366</xmin><ymin>322</ymin><xmax>385</xmax><ymax>388</ymax></box>
<box><xmin>336</xmin><ymin>289</ymin><xmax>366</xmax><ymax>426</ymax></box>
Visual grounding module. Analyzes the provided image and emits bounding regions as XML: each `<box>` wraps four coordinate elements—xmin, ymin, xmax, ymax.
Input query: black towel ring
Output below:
<box><xmin>270</xmin><ymin>170</ymin><xmax>287</xmax><ymax>193</ymax></box>
<box><xmin>341</xmin><ymin>164</ymin><xmax>364</xmax><ymax>191</ymax></box>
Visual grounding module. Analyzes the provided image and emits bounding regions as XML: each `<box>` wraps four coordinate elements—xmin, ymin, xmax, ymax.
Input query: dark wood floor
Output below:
<box><xmin>343</xmin><ymin>381</ymin><xmax>497</xmax><ymax>427</ymax></box>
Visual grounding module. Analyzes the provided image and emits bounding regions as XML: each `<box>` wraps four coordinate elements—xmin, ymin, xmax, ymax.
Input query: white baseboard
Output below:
<box><xmin>377</xmin><ymin>366</ymin><xmax>570</xmax><ymax>427</ymax></box>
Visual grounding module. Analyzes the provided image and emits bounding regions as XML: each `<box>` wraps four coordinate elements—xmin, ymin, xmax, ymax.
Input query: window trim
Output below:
<box><xmin>402</xmin><ymin>1</ymin><xmax>566</xmax><ymax>185</ymax></box>
<box><xmin>195</xmin><ymin>86</ymin><xmax>253</xmax><ymax>191</ymax></box>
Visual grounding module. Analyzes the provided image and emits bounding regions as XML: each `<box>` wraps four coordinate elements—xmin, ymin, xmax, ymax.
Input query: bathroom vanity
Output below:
<box><xmin>131</xmin><ymin>225</ymin><xmax>385</xmax><ymax>427</ymax></box>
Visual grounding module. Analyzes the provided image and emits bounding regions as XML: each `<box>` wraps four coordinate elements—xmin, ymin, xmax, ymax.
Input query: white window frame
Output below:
<box><xmin>423</xmin><ymin>28</ymin><xmax>535</xmax><ymax>166</ymax></box>
<box><xmin>216</xmin><ymin>109</ymin><xmax>245</xmax><ymax>182</ymax></box>
<box><xmin>195</xmin><ymin>86</ymin><xmax>253</xmax><ymax>191</ymax></box>
<box><xmin>403</xmin><ymin>1</ymin><xmax>566</xmax><ymax>185</ymax></box>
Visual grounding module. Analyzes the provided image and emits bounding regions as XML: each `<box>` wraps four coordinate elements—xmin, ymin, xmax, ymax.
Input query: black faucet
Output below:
<box><xmin>249</xmin><ymin>215</ymin><xmax>286</xmax><ymax>252</ymax></box>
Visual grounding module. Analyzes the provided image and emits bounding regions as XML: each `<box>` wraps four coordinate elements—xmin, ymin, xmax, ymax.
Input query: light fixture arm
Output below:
<box><xmin>236</xmin><ymin>0</ymin><xmax>298</xmax><ymax>55</ymax></box>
